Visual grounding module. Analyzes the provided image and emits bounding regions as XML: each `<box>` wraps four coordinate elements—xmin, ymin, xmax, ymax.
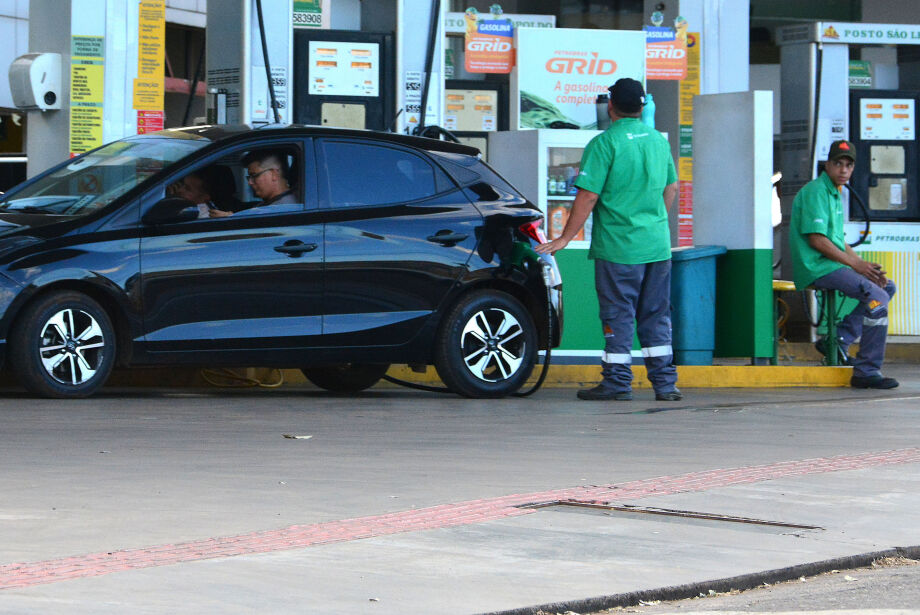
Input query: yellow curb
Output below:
<box><xmin>93</xmin><ymin>364</ymin><xmax>853</xmax><ymax>390</ymax></box>
<box><xmin>383</xmin><ymin>364</ymin><xmax>853</xmax><ymax>389</ymax></box>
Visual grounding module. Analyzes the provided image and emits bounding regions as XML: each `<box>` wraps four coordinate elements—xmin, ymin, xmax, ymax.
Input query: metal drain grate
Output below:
<box><xmin>521</xmin><ymin>501</ymin><xmax>823</xmax><ymax>533</ymax></box>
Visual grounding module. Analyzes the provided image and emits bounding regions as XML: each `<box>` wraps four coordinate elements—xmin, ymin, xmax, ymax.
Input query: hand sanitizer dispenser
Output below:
<box><xmin>9</xmin><ymin>53</ymin><xmax>62</xmax><ymax>111</ymax></box>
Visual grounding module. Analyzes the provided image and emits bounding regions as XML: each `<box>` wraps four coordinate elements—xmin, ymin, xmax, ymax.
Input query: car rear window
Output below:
<box><xmin>429</xmin><ymin>151</ymin><xmax>524</xmax><ymax>198</ymax></box>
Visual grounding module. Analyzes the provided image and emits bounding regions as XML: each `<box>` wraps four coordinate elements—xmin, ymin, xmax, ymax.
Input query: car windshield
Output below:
<box><xmin>0</xmin><ymin>134</ymin><xmax>209</xmax><ymax>215</ymax></box>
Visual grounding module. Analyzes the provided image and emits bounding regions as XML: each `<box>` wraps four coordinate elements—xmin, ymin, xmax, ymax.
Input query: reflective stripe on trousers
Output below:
<box><xmin>642</xmin><ymin>345</ymin><xmax>673</xmax><ymax>358</ymax></box>
<box><xmin>595</xmin><ymin>259</ymin><xmax>677</xmax><ymax>393</ymax></box>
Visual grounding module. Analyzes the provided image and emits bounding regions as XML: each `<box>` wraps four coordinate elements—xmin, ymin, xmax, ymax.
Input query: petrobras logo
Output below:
<box><xmin>545</xmin><ymin>52</ymin><xmax>617</xmax><ymax>75</ymax></box>
<box><xmin>468</xmin><ymin>39</ymin><xmax>513</xmax><ymax>52</ymax></box>
<box><xmin>646</xmin><ymin>46</ymin><xmax>686</xmax><ymax>60</ymax></box>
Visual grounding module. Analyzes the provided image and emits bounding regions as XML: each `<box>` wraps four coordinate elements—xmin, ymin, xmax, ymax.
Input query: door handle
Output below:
<box><xmin>426</xmin><ymin>232</ymin><xmax>469</xmax><ymax>246</ymax></box>
<box><xmin>274</xmin><ymin>241</ymin><xmax>318</xmax><ymax>256</ymax></box>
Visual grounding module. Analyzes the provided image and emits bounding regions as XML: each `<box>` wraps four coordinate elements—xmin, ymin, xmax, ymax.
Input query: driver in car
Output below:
<box><xmin>241</xmin><ymin>151</ymin><xmax>298</xmax><ymax>206</ymax></box>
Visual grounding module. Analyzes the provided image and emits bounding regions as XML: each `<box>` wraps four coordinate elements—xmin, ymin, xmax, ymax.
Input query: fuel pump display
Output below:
<box><xmin>293</xmin><ymin>30</ymin><xmax>395</xmax><ymax>131</ymax></box>
<box><xmin>849</xmin><ymin>90</ymin><xmax>920</xmax><ymax>221</ymax></box>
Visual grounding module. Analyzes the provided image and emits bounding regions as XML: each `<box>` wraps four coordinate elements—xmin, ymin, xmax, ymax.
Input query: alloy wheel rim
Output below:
<box><xmin>460</xmin><ymin>308</ymin><xmax>525</xmax><ymax>382</ymax></box>
<box><xmin>39</xmin><ymin>308</ymin><xmax>106</xmax><ymax>386</ymax></box>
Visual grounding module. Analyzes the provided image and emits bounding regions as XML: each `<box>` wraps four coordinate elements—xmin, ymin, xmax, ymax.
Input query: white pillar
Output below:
<box><xmin>679</xmin><ymin>0</ymin><xmax>749</xmax><ymax>95</ymax></box>
<box><xmin>395</xmin><ymin>0</ymin><xmax>444</xmax><ymax>134</ymax></box>
<box><xmin>25</xmin><ymin>0</ymin><xmax>72</xmax><ymax>176</ymax></box>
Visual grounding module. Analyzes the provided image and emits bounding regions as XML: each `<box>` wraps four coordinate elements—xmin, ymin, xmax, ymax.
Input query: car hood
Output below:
<box><xmin>0</xmin><ymin>212</ymin><xmax>75</xmax><ymax>238</ymax></box>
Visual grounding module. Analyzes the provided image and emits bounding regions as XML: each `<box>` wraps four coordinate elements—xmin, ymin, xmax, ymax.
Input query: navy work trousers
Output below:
<box><xmin>595</xmin><ymin>259</ymin><xmax>678</xmax><ymax>394</ymax></box>
<box><xmin>812</xmin><ymin>267</ymin><xmax>896</xmax><ymax>378</ymax></box>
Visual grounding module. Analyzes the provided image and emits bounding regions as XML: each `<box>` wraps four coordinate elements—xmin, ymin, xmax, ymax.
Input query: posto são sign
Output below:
<box><xmin>819</xmin><ymin>22</ymin><xmax>920</xmax><ymax>45</ymax></box>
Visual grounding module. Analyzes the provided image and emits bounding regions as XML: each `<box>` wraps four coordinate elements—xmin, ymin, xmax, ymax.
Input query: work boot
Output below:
<box><xmin>850</xmin><ymin>375</ymin><xmax>899</xmax><ymax>389</ymax></box>
<box><xmin>577</xmin><ymin>385</ymin><xmax>632</xmax><ymax>401</ymax></box>
<box><xmin>655</xmin><ymin>389</ymin><xmax>683</xmax><ymax>401</ymax></box>
<box><xmin>814</xmin><ymin>337</ymin><xmax>852</xmax><ymax>366</ymax></box>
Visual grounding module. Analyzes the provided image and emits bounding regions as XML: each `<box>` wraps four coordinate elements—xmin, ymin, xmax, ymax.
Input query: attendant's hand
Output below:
<box><xmin>535</xmin><ymin>237</ymin><xmax>569</xmax><ymax>255</ymax></box>
<box><xmin>853</xmin><ymin>259</ymin><xmax>886</xmax><ymax>287</ymax></box>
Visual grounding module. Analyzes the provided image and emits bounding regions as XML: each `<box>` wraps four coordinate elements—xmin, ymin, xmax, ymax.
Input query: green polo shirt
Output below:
<box><xmin>789</xmin><ymin>172</ymin><xmax>847</xmax><ymax>289</ymax></box>
<box><xmin>574</xmin><ymin>117</ymin><xmax>677</xmax><ymax>264</ymax></box>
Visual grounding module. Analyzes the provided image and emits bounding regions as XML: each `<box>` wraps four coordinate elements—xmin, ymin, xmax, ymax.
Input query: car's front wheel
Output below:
<box><xmin>301</xmin><ymin>363</ymin><xmax>390</xmax><ymax>393</ymax></box>
<box><xmin>10</xmin><ymin>291</ymin><xmax>116</xmax><ymax>398</ymax></box>
<box><xmin>435</xmin><ymin>290</ymin><xmax>537</xmax><ymax>398</ymax></box>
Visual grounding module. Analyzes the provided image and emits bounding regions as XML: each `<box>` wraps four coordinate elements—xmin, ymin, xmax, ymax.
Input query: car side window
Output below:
<box><xmin>160</xmin><ymin>142</ymin><xmax>308</xmax><ymax>222</ymax></box>
<box><xmin>321</xmin><ymin>141</ymin><xmax>449</xmax><ymax>207</ymax></box>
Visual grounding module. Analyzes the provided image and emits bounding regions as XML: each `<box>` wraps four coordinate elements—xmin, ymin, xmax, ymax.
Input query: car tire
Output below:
<box><xmin>435</xmin><ymin>290</ymin><xmax>536</xmax><ymax>398</ymax></box>
<box><xmin>301</xmin><ymin>363</ymin><xmax>390</xmax><ymax>393</ymax></box>
<box><xmin>10</xmin><ymin>291</ymin><xmax>116</xmax><ymax>398</ymax></box>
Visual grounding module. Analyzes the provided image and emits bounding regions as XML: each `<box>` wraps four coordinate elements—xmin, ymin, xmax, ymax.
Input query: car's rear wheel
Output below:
<box><xmin>435</xmin><ymin>290</ymin><xmax>536</xmax><ymax>398</ymax></box>
<box><xmin>10</xmin><ymin>291</ymin><xmax>116</xmax><ymax>398</ymax></box>
<box><xmin>301</xmin><ymin>363</ymin><xmax>390</xmax><ymax>393</ymax></box>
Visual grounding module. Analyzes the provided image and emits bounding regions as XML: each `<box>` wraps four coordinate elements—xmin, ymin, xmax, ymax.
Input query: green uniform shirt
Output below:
<box><xmin>789</xmin><ymin>172</ymin><xmax>847</xmax><ymax>289</ymax></box>
<box><xmin>574</xmin><ymin>117</ymin><xmax>677</xmax><ymax>264</ymax></box>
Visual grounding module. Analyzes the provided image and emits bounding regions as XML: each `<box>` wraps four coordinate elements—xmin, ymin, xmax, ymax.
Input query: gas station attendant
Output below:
<box><xmin>535</xmin><ymin>78</ymin><xmax>681</xmax><ymax>402</ymax></box>
<box><xmin>790</xmin><ymin>139</ymin><xmax>898</xmax><ymax>389</ymax></box>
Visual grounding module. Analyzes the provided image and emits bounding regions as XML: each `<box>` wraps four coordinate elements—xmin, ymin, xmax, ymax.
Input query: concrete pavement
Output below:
<box><xmin>0</xmin><ymin>365</ymin><xmax>918</xmax><ymax>614</ymax></box>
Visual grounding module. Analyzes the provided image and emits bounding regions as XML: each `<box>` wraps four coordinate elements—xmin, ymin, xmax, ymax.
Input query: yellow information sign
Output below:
<box><xmin>70</xmin><ymin>107</ymin><xmax>104</xmax><ymax>154</ymax></box>
<box><xmin>133</xmin><ymin>77</ymin><xmax>165</xmax><ymax>110</ymax></box>
<box><xmin>677</xmin><ymin>32</ymin><xmax>701</xmax><ymax>246</ymax></box>
<box><xmin>71</xmin><ymin>62</ymin><xmax>104</xmax><ymax>104</ymax></box>
<box><xmin>678</xmin><ymin>34</ymin><xmax>700</xmax><ymax>125</ymax></box>
<box><xmin>137</xmin><ymin>0</ymin><xmax>165</xmax><ymax>76</ymax></box>
<box><xmin>134</xmin><ymin>0</ymin><xmax>165</xmax><ymax>113</ymax></box>
<box><xmin>69</xmin><ymin>35</ymin><xmax>105</xmax><ymax>155</ymax></box>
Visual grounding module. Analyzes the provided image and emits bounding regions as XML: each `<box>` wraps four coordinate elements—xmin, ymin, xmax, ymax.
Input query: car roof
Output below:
<box><xmin>161</xmin><ymin>124</ymin><xmax>481</xmax><ymax>158</ymax></box>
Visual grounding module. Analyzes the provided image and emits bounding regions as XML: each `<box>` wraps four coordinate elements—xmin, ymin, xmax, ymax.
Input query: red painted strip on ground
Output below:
<box><xmin>2</xmin><ymin>447</ymin><xmax>918</xmax><ymax>590</ymax></box>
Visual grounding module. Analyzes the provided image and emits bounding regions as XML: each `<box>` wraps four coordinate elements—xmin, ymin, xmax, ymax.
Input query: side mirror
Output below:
<box><xmin>142</xmin><ymin>197</ymin><xmax>199</xmax><ymax>225</ymax></box>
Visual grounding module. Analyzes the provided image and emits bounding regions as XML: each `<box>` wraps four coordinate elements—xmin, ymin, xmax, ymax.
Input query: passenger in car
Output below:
<box><xmin>200</xmin><ymin>164</ymin><xmax>247</xmax><ymax>213</ymax></box>
<box><xmin>174</xmin><ymin>171</ymin><xmax>233</xmax><ymax>219</ymax></box>
<box><xmin>241</xmin><ymin>150</ymin><xmax>298</xmax><ymax>207</ymax></box>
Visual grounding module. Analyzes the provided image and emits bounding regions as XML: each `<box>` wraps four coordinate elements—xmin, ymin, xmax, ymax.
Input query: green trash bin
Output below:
<box><xmin>670</xmin><ymin>245</ymin><xmax>727</xmax><ymax>365</ymax></box>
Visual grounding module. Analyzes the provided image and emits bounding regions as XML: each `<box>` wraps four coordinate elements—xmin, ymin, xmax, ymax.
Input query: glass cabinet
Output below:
<box><xmin>488</xmin><ymin>129</ymin><xmax>601</xmax><ymax>249</ymax></box>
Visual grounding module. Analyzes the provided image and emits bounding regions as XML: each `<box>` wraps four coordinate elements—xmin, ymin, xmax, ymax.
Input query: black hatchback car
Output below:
<box><xmin>0</xmin><ymin>126</ymin><xmax>562</xmax><ymax>398</ymax></box>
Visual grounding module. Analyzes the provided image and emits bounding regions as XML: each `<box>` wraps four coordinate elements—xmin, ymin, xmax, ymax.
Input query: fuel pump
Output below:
<box><xmin>779</xmin><ymin>21</ymin><xmax>920</xmax><ymax>338</ymax></box>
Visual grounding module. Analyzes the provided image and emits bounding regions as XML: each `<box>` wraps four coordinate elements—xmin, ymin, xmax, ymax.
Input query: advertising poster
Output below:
<box><xmin>514</xmin><ymin>28</ymin><xmax>645</xmax><ymax>130</ymax></box>
<box><xmin>677</xmin><ymin>32</ymin><xmax>700</xmax><ymax>246</ymax></box>
<box><xmin>463</xmin><ymin>7</ymin><xmax>515</xmax><ymax>74</ymax></box>
<box><xmin>69</xmin><ymin>35</ymin><xmax>105</xmax><ymax>155</ymax></box>
<box><xmin>645</xmin><ymin>26</ymin><xmax>687</xmax><ymax>80</ymax></box>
